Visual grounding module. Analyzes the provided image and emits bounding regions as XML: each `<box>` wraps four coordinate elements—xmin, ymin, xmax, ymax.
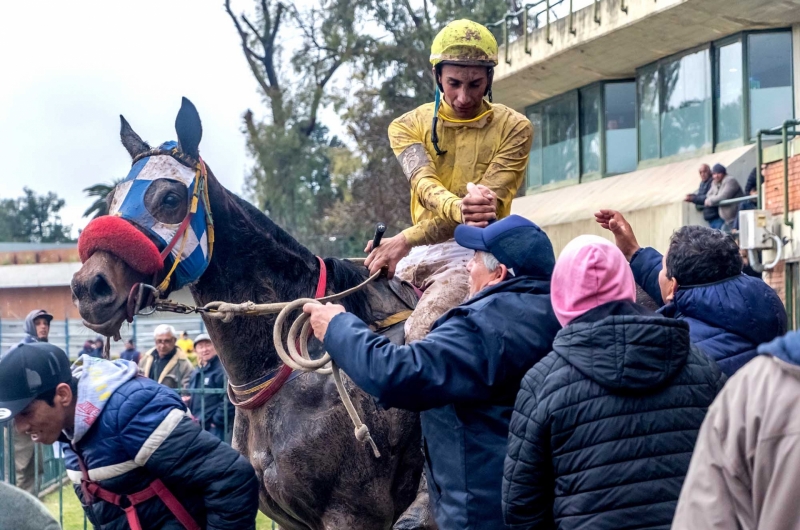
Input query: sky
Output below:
<box><xmin>0</xmin><ymin>0</ymin><xmax>338</xmax><ymax>237</ymax></box>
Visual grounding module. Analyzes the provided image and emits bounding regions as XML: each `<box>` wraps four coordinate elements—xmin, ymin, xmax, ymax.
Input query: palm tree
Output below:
<box><xmin>83</xmin><ymin>178</ymin><xmax>123</xmax><ymax>218</ymax></box>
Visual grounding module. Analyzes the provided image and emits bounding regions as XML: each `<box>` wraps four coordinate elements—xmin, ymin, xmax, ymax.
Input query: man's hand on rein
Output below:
<box><xmin>364</xmin><ymin>233</ymin><xmax>411</xmax><ymax>278</ymax></box>
<box><xmin>462</xmin><ymin>182</ymin><xmax>497</xmax><ymax>227</ymax></box>
<box><xmin>303</xmin><ymin>303</ymin><xmax>346</xmax><ymax>342</ymax></box>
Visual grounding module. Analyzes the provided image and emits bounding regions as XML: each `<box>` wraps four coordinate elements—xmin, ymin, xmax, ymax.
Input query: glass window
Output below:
<box><xmin>580</xmin><ymin>86</ymin><xmax>601</xmax><ymax>176</ymax></box>
<box><xmin>748</xmin><ymin>32</ymin><xmax>794</xmax><ymax>138</ymax></box>
<box><xmin>541</xmin><ymin>94</ymin><xmax>579</xmax><ymax>185</ymax></box>
<box><xmin>526</xmin><ymin>108</ymin><xmax>543</xmax><ymax>189</ymax></box>
<box><xmin>716</xmin><ymin>40</ymin><xmax>744</xmax><ymax>144</ymax></box>
<box><xmin>660</xmin><ymin>48</ymin><xmax>712</xmax><ymax>158</ymax></box>
<box><xmin>604</xmin><ymin>82</ymin><xmax>637</xmax><ymax>174</ymax></box>
<box><xmin>638</xmin><ymin>66</ymin><xmax>659</xmax><ymax>161</ymax></box>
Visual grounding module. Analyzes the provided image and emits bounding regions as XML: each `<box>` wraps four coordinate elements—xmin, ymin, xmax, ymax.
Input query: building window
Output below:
<box><xmin>604</xmin><ymin>82</ymin><xmax>637</xmax><ymax>174</ymax></box>
<box><xmin>660</xmin><ymin>48</ymin><xmax>712</xmax><ymax>157</ymax></box>
<box><xmin>748</xmin><ymin>31</ymin><xmax>794</xmax><ymax>138</ymax></box>
<box><xmin>526</xmin><ymin>108</ymin><xmax>543</xmax><ymax>189</ymax></box>
<box><xmin>716</xmin><ymin>39</ymin><xmax>744</xmax><ymax>144</ymax></box>
<box><xmin>638</xmin><ymin>66</ymin><xmax>660</xmax><ymax>161</ymax></box>
<box><xmin>580</xmin><ymin>86</ymin><xmax>601</xmax><ymax>176</ymax></box>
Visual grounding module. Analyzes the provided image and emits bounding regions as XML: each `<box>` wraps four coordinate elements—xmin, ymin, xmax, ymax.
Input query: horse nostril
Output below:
<box><xmin>90</xmin><ymin>274</ymin><xmax>113</xmax><ymax>300</ymax></box>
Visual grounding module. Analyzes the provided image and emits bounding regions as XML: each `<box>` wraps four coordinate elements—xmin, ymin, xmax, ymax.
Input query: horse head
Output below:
<box><xmin>72</xmin><ymin>97</ymin><xmax>212</xmax><ymax>339</ymax></box>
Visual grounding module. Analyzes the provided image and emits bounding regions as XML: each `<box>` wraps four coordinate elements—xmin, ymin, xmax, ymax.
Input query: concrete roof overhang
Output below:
<box><xmin>493</xmin><ymin>0</ymin><xmax>800</xmax><ymax>112</ymax></box>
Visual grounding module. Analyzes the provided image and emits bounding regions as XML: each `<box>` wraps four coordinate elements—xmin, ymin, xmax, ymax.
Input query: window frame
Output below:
<box><xmin>713</xmin><ymin>34</ymin><xmax>747</xmax><ymax>152</ymax></box>
<box><xmin>745</xmin><ymin>28</ymin><xmax>795</xmax><ymax>142</ymax></box>
<box><xmin>603</xmin><ymin>79</ymin><xmax>638</xmax><ymax>177</ymax></box>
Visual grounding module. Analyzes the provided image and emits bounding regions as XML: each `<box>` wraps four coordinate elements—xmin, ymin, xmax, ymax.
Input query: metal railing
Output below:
<box><xmin>0</xmin><ymin>316</ymin><xmax>205</xmax><ymax>359</ymax></box>
<box><xmin>485</xmin><ymin>0</ymin><xmax>623</xmax><ymax>66</ymax></box>
<box><xmin>0</xmin><ymin>386</ymin><xmax>272</xmax><ymax>529</ymax></box>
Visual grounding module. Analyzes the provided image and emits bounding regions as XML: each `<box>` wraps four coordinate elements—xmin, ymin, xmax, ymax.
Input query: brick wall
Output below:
<box><xmin>762</xmin><ymin>155</ymin><xmax>800</xmax><ymax>304</ymax></box>
<box><xmin>0</xmin><ymin>247</ymin><xmax>79</xmax><ymax>266</ymax></box>
<box><xmin>0</xmin><ymin>286</ymin><xmax>80</xmax><ymax>319</ymax></box>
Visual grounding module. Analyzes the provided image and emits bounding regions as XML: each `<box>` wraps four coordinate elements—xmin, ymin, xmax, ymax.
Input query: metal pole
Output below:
<box><xmin>621</xmin><ymin>0</ymin><xmax>628</xmax><ymax>13</ymax></box>
<box><xmin>594</xmin><ymin>0</ymin><xmax>601</xmax><ymax>23</ymax></box>
<box><xmin>784</xmin><ymin>121</ymin><xmax>794</xmax><ymax>228</ymax></box>
<box><xmin>503</xmin><ymin>17</ymin><xmax>511</xmax><ymax>65</ymax></box>
<box><xmin>546</xmin><ymin>0</ymin><xmax>553</xmax><ymax>44</ymax></box>
<box><xmin>569</xmin><ymin>0</ymin><xmax>576</xmax><ymax>35</ymax></box>
<box><xmin>64</xmin><ymin>318</ymin><xmax>69</xmax><ymax>357</ymax></box>
<box><xmin>787</xmin><ymin>264</ymin><xmax>794</xmax><ymax>331</ymax></box>
<box><xmin>200</xmin><ymin>366</ymin><xmax>206</xmax><ymax>431</ymax></box>
<box><xmin>757</xmin><ymin>131</ymin><xmax>764</xmax><ymax>210</ymax></box>
<box><xmin>523</xmin><ymin>7</ymin><xmax>531</xmax><ymax>55</ymax></box>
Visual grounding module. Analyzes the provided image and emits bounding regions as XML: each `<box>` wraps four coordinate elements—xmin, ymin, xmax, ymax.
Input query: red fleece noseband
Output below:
<box><xmin>79</xmin><ymin>216</ymin><xmax>164</xmax><ymax>275</ymax></box>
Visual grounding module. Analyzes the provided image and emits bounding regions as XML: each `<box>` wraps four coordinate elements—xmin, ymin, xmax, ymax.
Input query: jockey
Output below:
<box><xmin>365</xmin><ymin>19</ymin><xmax>534</xmax><ymax>342</ymax></box>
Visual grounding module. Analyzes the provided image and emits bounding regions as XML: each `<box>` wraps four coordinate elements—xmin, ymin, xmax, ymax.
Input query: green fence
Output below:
<box><xmin>1</xmin><ymin>388</ymin><xmax>275</xmax><ymax>529</ymax></box>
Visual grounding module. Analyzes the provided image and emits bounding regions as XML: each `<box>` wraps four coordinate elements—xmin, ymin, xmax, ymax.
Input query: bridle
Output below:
<box><xmin>129</xmin><ymin>147</ymin><xmax>216</xmax><ymax>295</ymax></box>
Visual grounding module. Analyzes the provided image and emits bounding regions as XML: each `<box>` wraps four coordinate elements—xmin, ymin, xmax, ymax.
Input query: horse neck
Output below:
<box><xmin>189</xmin><ymin>174</ymin><xmax>322</xmax><ymax>385</ymax></box>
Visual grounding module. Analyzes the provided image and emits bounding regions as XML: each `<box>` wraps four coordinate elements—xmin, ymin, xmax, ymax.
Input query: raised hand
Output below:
<box><xmin>594</xmin><ymin>209</ymin><xmax>641</xmax><ymax>261</ymax></box>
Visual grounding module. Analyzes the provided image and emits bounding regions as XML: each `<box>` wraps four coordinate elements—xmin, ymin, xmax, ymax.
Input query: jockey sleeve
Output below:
<box><xmin>388</xmin><ymin>99</ymin><xmax>533</xmax><ymax>247</ymax></box>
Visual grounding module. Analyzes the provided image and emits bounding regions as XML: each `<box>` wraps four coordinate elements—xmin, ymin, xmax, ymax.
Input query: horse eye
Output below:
<box><xmin>163</xmin><ymin>193</ymin><xmax>180</xmax><ymax>208</ymax></box>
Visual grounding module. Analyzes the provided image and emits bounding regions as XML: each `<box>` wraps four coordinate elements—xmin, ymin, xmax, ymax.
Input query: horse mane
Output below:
<box><xmin>324</xmin><ymin>258</ymin><xmax>376</xmax><ymax>324</ymax></box>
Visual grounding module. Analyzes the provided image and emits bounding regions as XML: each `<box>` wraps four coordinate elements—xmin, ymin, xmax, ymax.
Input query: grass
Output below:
<box><xmin>43</xmin><ymin>486</ymin><xmax>275</xmax><ymax>529</ymax></box>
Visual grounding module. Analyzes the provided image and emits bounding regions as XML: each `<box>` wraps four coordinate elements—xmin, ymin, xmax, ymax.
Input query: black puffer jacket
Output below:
<box><xmin>503</xmin><ymin>301</ymin><xmax>725</xmax><ymax>529</ymax></box>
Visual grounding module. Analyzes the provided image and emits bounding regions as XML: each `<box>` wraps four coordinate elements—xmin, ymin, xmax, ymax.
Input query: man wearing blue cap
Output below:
<box><xmin>303</xmin><ymin>215</ymin><xmax>561</xmax><ymax>530</ymax></box>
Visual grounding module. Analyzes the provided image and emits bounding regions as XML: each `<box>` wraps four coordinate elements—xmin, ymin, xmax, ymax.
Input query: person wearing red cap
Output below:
<box><xmin>503</xmin><ymin>235</ymin><xmax>725</xmax><ymax>529</ymax></box>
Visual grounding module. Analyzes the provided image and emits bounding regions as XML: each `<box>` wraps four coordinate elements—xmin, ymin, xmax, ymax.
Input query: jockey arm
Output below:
<box><xmin>389</xmin><ymin>112</ymin><xmax>532</xmax><ymax>248</ymax></box>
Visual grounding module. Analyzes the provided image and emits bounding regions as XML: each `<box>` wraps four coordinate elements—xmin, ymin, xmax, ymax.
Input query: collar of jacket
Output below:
<box><xmin>438</xmin><ymin>99</ymin><xmax>493</xmax><ymax>129</ymax></box>
<box><xmin>465</xmin><ymin>274</ymin><xmax>551</xmax><ymax>306</ymax></box>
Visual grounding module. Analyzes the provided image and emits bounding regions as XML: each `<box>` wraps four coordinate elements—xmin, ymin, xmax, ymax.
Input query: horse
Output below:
<box><xmin>71</xmin><ymin>98</ymin><xmax>434</xmax><ymax>530</ymax></box>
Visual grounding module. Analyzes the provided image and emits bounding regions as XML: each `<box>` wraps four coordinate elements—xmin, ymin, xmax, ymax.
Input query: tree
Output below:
<box><xmin>83</xmin><ymin>178</ymin><xmax>124</xmax><ymax>219</ymax></box>
<box><xmin>0</xmin><ymin>188</ymin><xmax>73</xmax><ymax>243</ymax></box>
<box><xmin>226</xmin><ymin>0</ymin><xmax>511</xmax><ymax>256</ymax></box>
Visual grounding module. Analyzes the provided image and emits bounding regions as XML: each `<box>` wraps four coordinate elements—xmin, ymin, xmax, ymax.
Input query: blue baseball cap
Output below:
<box><xmin>455</xmin><ymin>215</ymin><xmax>555</xmax><ymax>278</ymax></box>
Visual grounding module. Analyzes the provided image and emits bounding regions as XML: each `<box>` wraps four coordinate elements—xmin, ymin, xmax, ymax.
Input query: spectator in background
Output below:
<box><xmin>188</xmin><ymin>334</ymin><xmax>233</xmax><ymax>441</ymax></box>
<box><xmin>685</xmin><ymin>163</ymin><xmax>723</xmax><ymax>229</ymax></box>
<box><xmin>120</xmin><ymin>339</ymin><xmax>140</xmax><ymax>365</ymax></box>
<box><xmin>595</xmin><ymin>210</ymin><xmax>786</xmax><ymax>376</ymax></box>
<box><xmin>177</xmin><ymin>330</ymin><xmax>194</xmax><ymax>353</ymax></box>
<box><xmin>78</xmin><ymin>340</ymin><xmax>94</xmax><ymax>357</ymax></box>
<box><xmin>503</xmin><ymin>236</ymin><xmax>724</xmax><ymax>529</ymax></box>
<box><xmin>138</xmin><ymin>324</ymin><xmax>193</xmax><ymax>390</ymax></box>
<box><xmin>704</xmin><ymin>163</ymin><xmax>744</xmax><ymax>231</ymax></box>
<box><xmin>673</xmin><ymin>329</ymin><xmax>800</xmax><ymax>529</ymax></box>
<box><xmin>88</xmin><ymin>336</ymin><xmax>104</xmax><ymax>359</ymax></box>
<box><xmin>6</xmin><ymin>308</ymin><xmax>52</xmax><ymax>494</ymax></box>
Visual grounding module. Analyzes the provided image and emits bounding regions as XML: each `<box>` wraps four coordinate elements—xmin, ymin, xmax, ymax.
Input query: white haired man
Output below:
<box><xmin>138</xmin><ymin>324</ymin><xmax>193</xmax><ymax>390</ymax></box>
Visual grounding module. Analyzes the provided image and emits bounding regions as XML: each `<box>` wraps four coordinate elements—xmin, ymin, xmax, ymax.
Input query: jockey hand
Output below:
<box><xmin>462</xmin><ymin>182</ymin><xmax>497</xmax><ymax>227</ymax></box>
<box><xmin>303</xmin><ymin>303</ymin><xmax>346</xmax><ymax>342</ymax></box>
<box><xmin>364</xmin><ymin>233</ymin><xmax>411</xmax><ymax>278</ymax></box>
<box><xmin>594</xmin><ymin>209</ymin><xmax>641</xmax><ymax>262</ymax></box>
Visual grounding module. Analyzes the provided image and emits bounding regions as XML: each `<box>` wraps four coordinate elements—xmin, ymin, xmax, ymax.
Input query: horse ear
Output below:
<box><xmin>175</xmin><ymin>97</ymin><xmax>202</xmax><ymax>159</ymax></box>
<box><xmin>120</xmin><ymin>115</ymin><xmax>150</xmax><ymax>159</ymax></box>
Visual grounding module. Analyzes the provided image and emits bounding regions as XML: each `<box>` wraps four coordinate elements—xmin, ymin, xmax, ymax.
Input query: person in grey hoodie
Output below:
<box><xmin>704</xmin><ymin>163</ymin><xmax>743</xmax><ymax>230</ymax></box>
<box><xmin>0</xmin><ymin>481</ymin><xmax>61</xmax><ymax>530</ymax></box>
<box><xmin>7</xmin><ymin>308</ymin><xmax>52</xmax><ymax>494</ymax></box>
<box><xmin>673</xmin><ymin>330</ymin><xmax>800</xmax><ymax>530</ymax></box>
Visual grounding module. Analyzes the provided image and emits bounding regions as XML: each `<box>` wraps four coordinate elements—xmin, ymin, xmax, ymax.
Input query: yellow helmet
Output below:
<box><xmin>430</xmin><ymin>19</ymin><xmax>498</xmax><ymax>67</ymax></box>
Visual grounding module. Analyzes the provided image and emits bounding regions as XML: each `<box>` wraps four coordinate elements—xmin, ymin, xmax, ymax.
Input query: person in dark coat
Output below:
<box><xmin>503</xmin><ymin>235</ymin><xmax>726</xmax><ymax>530</ymax></box>
<box><xmin>0</xmin><ymin>343</ymin><xmax>259</xmax><ymax>530</ymax></box>
<box><xmin>13</xmin><ymin>309</ymin><xmax>52</xmax><ymax>349</ymax></box>
<box><xmin>120</xmin><ymin>339</ymin><xmax>140</xmax><ymax>365</ymax></box>
<box><xmin>303</xmin><ymin>215</ymin><xmax>561</xmax><ymax>530</ymax></box>
<box><xmin>188</xmin><ymin>334</ymin><xmax>233</xmax><ymax>441</ymax></box>
<box><xmin>88</xmin><ymin>336</ymin><xmax>105</xmax><ymax>359</ymax></box>
<box><xmin>595</xmin><ymin>209</ymin><xmax>786</xmax><ymax>376</ymax></box>
<box><xmin>685</xmin><ymin>163</ymin><xmax>722</xmax><ymax>229</ymax></box>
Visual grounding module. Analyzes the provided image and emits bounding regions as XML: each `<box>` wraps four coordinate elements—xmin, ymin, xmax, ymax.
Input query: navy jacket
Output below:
<box><xmin>325</xmin><ymin>275</ymin><xmax>561</xmax><ymax>530</ymax></box>
<box><xmin>630</xmin><ymin>246</ymin><xmax>786</xmax><ymax>375</ymax></box>
<box><xmin>188</xmin><ymin>356</ymin><xmax>234</xmax><ymax>434</ymax></box>
<box><xmin>63</xmin><ymin>375</ymin><xmax>258</xmax><ymax>529</ymax></box>
<box><xmin>503</xmin><ymin>301</ymin><xmax>725</xmax><ymax>530</ymax></box>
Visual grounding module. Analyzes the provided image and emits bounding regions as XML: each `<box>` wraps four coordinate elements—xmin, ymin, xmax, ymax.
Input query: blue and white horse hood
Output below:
<box><xmin>109</xmin><ymin>140</ymin><xmax>210</xmax><ymax>289</ymax></box>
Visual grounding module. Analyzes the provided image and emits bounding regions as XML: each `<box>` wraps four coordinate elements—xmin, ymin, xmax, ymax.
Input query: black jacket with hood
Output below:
<box><xmin>503</xmin><ymin>301</ymin><xmax>726</xmax><ymax>530</ymax></box>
